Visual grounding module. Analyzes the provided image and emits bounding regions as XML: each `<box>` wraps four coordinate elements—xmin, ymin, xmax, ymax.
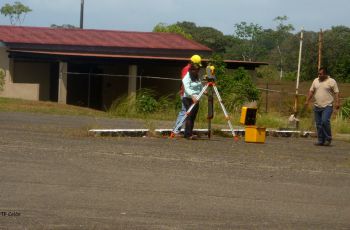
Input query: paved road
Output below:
<box><xmin>0</xmin><ymin>112</ymin><xmax>349</xmax><ymax>229</ymax></box>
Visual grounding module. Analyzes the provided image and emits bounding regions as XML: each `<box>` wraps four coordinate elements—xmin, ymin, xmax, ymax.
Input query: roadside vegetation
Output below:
<box><xmin>1</xmin><ymin>3</ymin><xmax>349</xmax><ymax>136</ymax></box>
<box><xmin>0</xmin><ymin>97</ymin><xmax>105</xmax><ymax>117</ymax></box>
<box><xmin>1</xmin><ymin>94</ymin><xmax>349</xmax><ymax>136</ymax></box>
<box><xmin>2</xmin><ymin>58</ymin><xmax>349</xmax><ymax>136</ymax></box>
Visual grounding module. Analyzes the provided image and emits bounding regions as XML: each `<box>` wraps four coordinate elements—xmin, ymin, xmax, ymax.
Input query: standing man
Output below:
<box><xmin>171</xmin><ymin>55</ymin><xmax>202</xmax><ymax>137</ymax></box>
<box><xmin>305</xmin><ymin>67</ymin><xmax>340</xmax><ymax>146</ymax></box>
<box><xmin>182</xmin><ymin>63</ymin><xmax>203</xmax><ymax>140</ymax></box>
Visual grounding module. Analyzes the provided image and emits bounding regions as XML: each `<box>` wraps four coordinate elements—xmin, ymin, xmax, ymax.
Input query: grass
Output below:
<box><xmin>0</xmin><ymin>97</ymin><xmax>106</xmax><ymax>117</ymax></box>
<box><xmin>1</xmin><ymin>96</ymin><xmax>350</xmax><ymax>138</ymax></box>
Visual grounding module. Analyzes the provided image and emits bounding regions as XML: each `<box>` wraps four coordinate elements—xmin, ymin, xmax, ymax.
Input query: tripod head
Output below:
<box><xmin>203</xmin><ymin>65</ymin><xmax>216</xmax><ymax>82</ymax></box>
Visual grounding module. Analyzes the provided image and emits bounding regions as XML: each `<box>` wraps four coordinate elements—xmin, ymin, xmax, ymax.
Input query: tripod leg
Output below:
<box><xmin>212</xmin><ymin>85</ymin><xmax>238</xmax><ymax>139</ymax></box>
<box><xmin>207</xmin><ymin>86</ymin><xmax>214</xmax><ymax>139</ymax></box>
<box><xmin>171</xmin><ymin>85</ymin><xmax>209</xmax><ymax>137</ymax></box>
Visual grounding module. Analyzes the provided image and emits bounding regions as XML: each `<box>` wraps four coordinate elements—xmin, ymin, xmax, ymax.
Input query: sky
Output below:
<box><xmin>0</xmin><ymin>0</ymin><xmax>349</xmax><ymax>34</ymax></box>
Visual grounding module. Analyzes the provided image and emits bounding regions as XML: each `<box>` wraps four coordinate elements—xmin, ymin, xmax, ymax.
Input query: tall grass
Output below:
<box><xmin>108</xmin><ymin>89</ymin><xmax>179</xmax><ymax>120</ymax></box>
<box><xmin>0</xmin><ymin>97</ymin><xmax>105</xmax><ymax>116</ymax></box>
<box><xmin>333</xmin><ymin>115</ymin><xmax>350</xmax><ymax>134</ymax></box>
<box><xmin>2</xmin><ymin>93</ymin><xmax>349</xmax><ymax>136</ymax></box>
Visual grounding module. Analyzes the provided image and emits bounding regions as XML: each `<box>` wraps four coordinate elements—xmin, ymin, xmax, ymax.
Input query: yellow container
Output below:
<box><xmin>240</xmin><ymin>107</ymin><xmax>257</xmax><ymax>125</ymax></box>
<box><xmin>245</xmin><ymin>126</ymin><xmax>266</xmax><ymax>143</ymax></box>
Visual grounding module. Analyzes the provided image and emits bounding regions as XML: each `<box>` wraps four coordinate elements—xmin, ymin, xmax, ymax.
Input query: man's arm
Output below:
<box><xmin>305</xmin><ymin>90</ymin><xmax>314</xmax><ymax>106</ymax></box>
<box><xmin>334</xmin><ymin>92</ymin><xmax>340</xmax><ymax>110</ymax></box>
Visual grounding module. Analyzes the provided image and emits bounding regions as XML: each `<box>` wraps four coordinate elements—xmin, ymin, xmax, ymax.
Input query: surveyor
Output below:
<box><xmin>182</xmin><ymin>62</ymin><xmax>203</xmax><ymax>140</ymax></box>
<box><xmin>171</xmin><ymin>55</ymin><xmax>202</xmax><ymax>137</ymax></box>
<box><xmin>305</xmin><ymin>67</ymin><xmax>340</xmax><ymax>146</ymax></box>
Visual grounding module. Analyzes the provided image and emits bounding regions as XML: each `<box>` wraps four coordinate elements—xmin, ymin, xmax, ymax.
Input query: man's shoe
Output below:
<box><xmin>314</xmin><ymin>142</ymin><xmax>324</xmax><ymax>146</ymax></box>
<box><xmin>170</xmin><ymin>132</ymin><xmax>183</xmax><ymax>138</ymax></box>
<box><xmin>187</xmin><ymin>135</ymin><xmax>198</xmax><ymax>140</ymax></box>
<box><xmin>324</xmin><ymin>139</ymin><xmax>332</xmax><ymax>146</ymax></box>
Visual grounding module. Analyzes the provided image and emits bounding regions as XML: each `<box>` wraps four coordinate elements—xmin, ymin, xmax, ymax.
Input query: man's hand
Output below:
<box><xmin>335</xmin><ymin>102</ymin><xmax>340</xmax><ymax>110</ymax></box>
<box><xmin>335</xmin><ymin>93</ymin><xmax>340</xmax><ymax>110</ymax></box>
<box><xmin>192</xmin><ymin>95</ymin><xmax>198</xmax><ymax>104</ymax></box>
<box><xmin>305</xmin><ymin>91</ymin><xmax>314</xmax><ymax>108</ymax></box>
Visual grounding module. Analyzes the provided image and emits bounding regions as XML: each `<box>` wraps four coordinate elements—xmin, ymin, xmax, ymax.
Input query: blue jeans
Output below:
<box><xmin>173</xmin><ymin>97</ymin><xmax>186</xmax><ymax>133</ymax></box>
<box><xmin>314</xmin><ymin>106</ymin><xmax>333</xmax><ymax>144</ymax></box>
<box><xmin>182</xmin><ymin>97</ymin><xmax>199</xmax><ymax>138</ymax></box>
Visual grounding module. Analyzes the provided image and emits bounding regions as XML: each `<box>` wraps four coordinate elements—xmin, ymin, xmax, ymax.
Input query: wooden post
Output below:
<box><xmin>128</xmin><ymin>65</ymin><xmax>137</xmax><ymax>97</ymax></box>
<box><xmin>294</xmin><ymin>28</ymin><xmax>304</xmax><ymax>114</ymax></box>
<box><xmin>265</xmin><ymin>82</ymin><xmax>269</xmax><ymax>113</ymax></box>
<box><xmin>318</xmin><ymin>29</ymin><xmax>323</xmax><ymax>70</ymax></box>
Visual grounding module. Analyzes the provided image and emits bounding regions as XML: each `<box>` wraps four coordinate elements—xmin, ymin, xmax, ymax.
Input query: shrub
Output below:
<box><xmin>339</xmin><ymin>98</ymin><xmax>350</xmax><ymax>119</ymax></box>
<box><xmin>256</xmin><ymin>65</ymin><xmax>280</xmax><ymax>81</ymax></box>
<box><xmin>0</xmin><ymin>68</ymin><xmax>5</xmax><ymax>92</ymax></box>
<box><xmin>108</xmin><ymin>88</ymin><xmax>176</xmax><ymax>118</ymax></box>
<box><xmin>135</xmin><ymin>89</ymin><xmax>158</xmax><ymax>113</ymax></box>
<box><xmin>217</xmin><ymin>67</ymin><xmax>260</xmax><ymax>112</ymax></box>
<box><xmin>210</xmin><ymin>55</ymin><xmax>260</xmax><ymax>112</ymax></box>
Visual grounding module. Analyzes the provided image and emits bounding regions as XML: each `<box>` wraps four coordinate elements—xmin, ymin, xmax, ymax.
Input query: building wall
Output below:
<box><xmin>99</xmin><ymin>63</ymin><xmax>129</xmax><ymax>109</ymax></box>
<box><xmin>0</xmin><ymin>47</ymin><xmax>50</xmax><ymax>100</ymax></box>
<box><xmin>1</xmin><ymin>49</ymin><xmax>262</xmax><ymax>110</ymax></box>
<box><xmin>92</xmin><ymin>62</ymin><xmax>184</xmax><ymax>110</ymax></box>
<box><xmin>137</xmin><ymin>63</ymin><xmax>183</xmax><ymax>96</ymax></box>
<box><xmin>13</xmin><ymin>61</ymin><xmax>51</xmax><ymax>100</ymax></box>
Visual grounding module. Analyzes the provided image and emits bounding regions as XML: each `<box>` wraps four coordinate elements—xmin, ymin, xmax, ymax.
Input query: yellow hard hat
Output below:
<box><xmin>190</xmin><ymin>54</ymin><xmax>202</xmax><ymax>66</ymax></box>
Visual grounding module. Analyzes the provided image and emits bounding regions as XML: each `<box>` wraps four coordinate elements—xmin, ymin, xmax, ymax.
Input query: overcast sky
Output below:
<box><xmin>0</xmin><ymin>0</ymin><xmax>349</xmax><ymax>34</ymax></box>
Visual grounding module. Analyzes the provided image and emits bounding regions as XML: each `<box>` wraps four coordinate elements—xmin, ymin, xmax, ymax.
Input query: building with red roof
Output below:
<box><xmin>0</xmin><ymin>25</ymin><xmax>266</xmax><ymax>109</ymax></box>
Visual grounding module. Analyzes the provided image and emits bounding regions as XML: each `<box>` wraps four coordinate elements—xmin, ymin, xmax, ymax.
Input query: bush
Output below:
<box><xmin>0</xmin><ymin>68</ymin><xmax>5</xmax><ymax>92</ymax></box>
<box><xmin>217</xmin><ymin>66</ymin><xmax>260</xmax><ymax>112</ymax></box>
<box><xmin>108</xmin><ymin>88</ymin><xmax>176</xmax><ymax>117</ymax></box>
<box><xmin>339</xmin><ymin>98</ymin><xmax>350</xmax><ymax>119</ymax></box>
<box><xmin>136</xmin><ymin>89</ymin><xmax>158</xmax><ymax>113</ymax></box>
<box><xmin>256</xmin><ymin>65</ymin><xmax>280</xmax><ymax>81</ymax></box>
<box><xmin>210</xmin><ymin>55</ymin><xmax>260</xmax><ymax>112</ymax></box>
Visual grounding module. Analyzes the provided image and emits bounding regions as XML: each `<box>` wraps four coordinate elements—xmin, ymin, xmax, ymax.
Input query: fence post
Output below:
<box><xmin>265</xmin><ymin>82</ymin><xmax>269</xmax><ymax>113</ymax></box>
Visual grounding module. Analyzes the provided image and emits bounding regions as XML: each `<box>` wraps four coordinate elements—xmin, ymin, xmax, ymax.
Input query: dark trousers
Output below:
<box><xmin>182</xmin><ymin>97</ymin><xmax>199</xmax><ymax>138</ymax></box>
<box><xmin>314</xmin><ymin>106</ymin><xmax>333</xmax><ymax>144</ymax></box>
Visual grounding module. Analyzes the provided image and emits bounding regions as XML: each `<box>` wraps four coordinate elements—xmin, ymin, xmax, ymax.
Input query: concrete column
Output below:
<box><xmin>8</xmin><ymin>59</ymin><xmax>14</xmax><ymax>83</ymax></box>
<box><xmin>0</xmin><ymin>47</ymin><xmax>13</xmax><ymax>96</ymax></box>
<box><xmin>128</xmin><ymin>64</ymin><xmax>137</xmax><ymax>96</ymax></box>
<box><xmin>58</xmin><ymin>62</ymin><xmax>68</xmax><ymax>104</ymax></box>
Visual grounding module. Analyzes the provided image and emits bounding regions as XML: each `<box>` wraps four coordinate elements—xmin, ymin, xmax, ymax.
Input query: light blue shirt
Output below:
<box><xmin>182</xmin><ymin>72</ymin><xmax>203</xmax><ymax>98</ymax></box>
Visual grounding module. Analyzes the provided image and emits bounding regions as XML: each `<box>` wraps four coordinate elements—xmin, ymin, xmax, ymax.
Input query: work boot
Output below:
<box><xmin>324</xmin><ymin>139</ymin><xmax>332</xmax><ymax>146</ymax></box>
<box><xmin>170</xmin><ymin>132</ymin><xmax>183</xmax><ymax>138</ymax></box>
<box><xmin>186</xmin><ymin>135</ymin><xmax>198</xmax><ymax>140</ymax></box>
<box><xmin>314</xmin><ymin>142</ymin><xmax>324</xmax><ymax>146</ymax></box>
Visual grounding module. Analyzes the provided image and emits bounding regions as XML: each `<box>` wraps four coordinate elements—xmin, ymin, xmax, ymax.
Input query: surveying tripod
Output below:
<box><xmin>171</xmin><ymin>65</ymin><xmax>238</xmax><ymax>140</ymax></box>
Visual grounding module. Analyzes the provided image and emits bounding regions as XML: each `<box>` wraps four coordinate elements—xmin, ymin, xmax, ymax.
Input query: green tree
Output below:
<box><xmin>272</xmin><ymin>15</ymin><xmax>295</xmax><ymax>79</ymax></box>
<box><xmin>322</xmin><ymin>26</ymin><xmax>350</xmax><ymax>82</ymax></box>
<box><xmin>175</xmin><ymin>21</ymin><xmax>231</xmax><ymax>54</ymax></box>
<box><xmin>0</xmin><ymin>1</ymin><xmax>32</xmax><ymax>25</ymax></box>
<box><xmin>51</xmin><ymin>24</ymin><xmax>78</xmax><ymax>29</ymax></box>
<box><xmin>212</xmin><ymin>55</ymin><xmax>260</xmax><ymax>111</ymax></box>
<box><xmin>299</xmin><ymin>31</ymin><xmax>318</xmax><ymax>81</ymax></box>
<box><xmin>152</xmin><ymin>23</ymin><xmax>192</xmax><ymax>40</ymax></box>
<box><xmin>233</xmin><ymin>21</ymin><xmax>264</xmax><ymax>61</ymax></box>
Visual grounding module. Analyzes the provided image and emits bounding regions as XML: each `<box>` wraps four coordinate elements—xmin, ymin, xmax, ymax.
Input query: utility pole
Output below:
<box><xmin>80</xmin><ymin>0</ymin><xmax>84</xmax><ymax>29</ymax></box>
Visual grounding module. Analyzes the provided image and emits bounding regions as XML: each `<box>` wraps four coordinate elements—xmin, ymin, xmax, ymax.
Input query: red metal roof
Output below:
<box><xmin>0</xmin><ymin>25</ymin><xmax>211</xmax><ymax>51</ymax></box>
<box><xmin>9</xmin><ymin>49</ymin><xmax>268</xmax><ymax>69</ymax></box>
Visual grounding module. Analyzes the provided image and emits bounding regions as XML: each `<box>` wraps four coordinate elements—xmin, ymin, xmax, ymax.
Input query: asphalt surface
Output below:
<box><xmin>0</xmin><ymin>112</ymin><xmax>350</xmax><ymax>229</ymax></box>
